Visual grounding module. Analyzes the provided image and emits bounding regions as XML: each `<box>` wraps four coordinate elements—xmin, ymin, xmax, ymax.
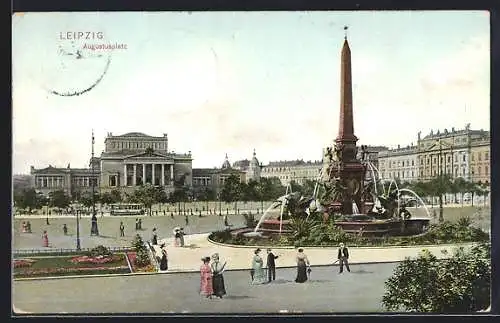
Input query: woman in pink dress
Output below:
<box><xmin>42</xmin><ymin>230</ymin><xmax>49</xmax><ymax>247</ymax></box>
<box><xmin>200</xmin><ymin>256</ymin><xmax>213</xmax><ymax>298</ymax></box>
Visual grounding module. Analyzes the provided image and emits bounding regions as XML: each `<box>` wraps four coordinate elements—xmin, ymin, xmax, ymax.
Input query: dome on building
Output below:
<box><xmin>250</xmin><ymin>149</ymin><xmax>259</xmax><ymax>166</ymax></box>
<box><xmin>221</xmin><ymin>153</ymin><xmax>231</xmax><ymax>169</ymax></box>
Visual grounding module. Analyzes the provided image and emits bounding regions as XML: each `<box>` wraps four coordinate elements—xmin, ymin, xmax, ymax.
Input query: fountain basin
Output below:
<box><xmin>243</xmin><ymin>231</ymin><xmax>263</xmax><ymax>238</ymax></box>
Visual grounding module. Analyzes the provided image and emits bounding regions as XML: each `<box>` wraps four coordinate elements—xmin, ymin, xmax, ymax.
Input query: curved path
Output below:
<box><xmin>151</xmin><ymin>233</ymin><xmax>472</xmax><ymax>273</ymax></box>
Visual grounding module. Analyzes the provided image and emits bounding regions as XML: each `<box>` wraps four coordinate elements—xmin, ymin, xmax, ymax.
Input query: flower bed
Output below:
<box><xmin>14</xmin><ymin>266</ymin><xmax>130</xmax><ymax>278</ymax></box>
<box><xmin>13</xmin><ymin>253</ymin><xmax>131</xmax><ymax>278</ymax></box>
<box><xmin>70</xmin><ymin>255</ymin><xmax>120</xmax><ymax>265</ymax></box>
<box><xmin>126</xmin><ymin>252</ymin><xmax>155</xmax><ymax>273</ymax></box>
<box><xmin>13</xmin><ymin>259</ymin><xmax>37</xmax><ymax>268</ymax></box>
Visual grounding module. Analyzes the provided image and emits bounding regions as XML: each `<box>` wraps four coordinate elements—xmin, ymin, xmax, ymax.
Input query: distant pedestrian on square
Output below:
<box><xmin>63</xmin><ymin>224</ymin><xmax>68</xmax><ymax>235</ymax></box>
<box><xmin>21</xmin><ymin>221</ymin><xmax>27</xmax><ymax>233</ymax></box>
<box><xmin>138</xmin><ymin>218</ymin><xmax>142</xmax><ymax>230</ymax></box>
<box><xmin>174</xmin><ymin>228</ymin><xmax>181</xmax><ymax>247</ymax></box>
<box><xmin>251</xmin><ymin>248</ymin><xmax>267</xmax><ymax>285</ymax></box>
<box><xmin>224</xmin><ymin>214</ymin><xmax>230</xmax><ymax>229</ymax></box>
<box><xmin>151</xmin><ymin>228</ymin><xmax>158</xmax><ymax>245</ymax></box>
<box><xmin>266</xmin><ymin>248</ymin><xmax>279</xmax><ymax>282</ymax></box>
<box><xmin>26</xmin><ymin>221</ymin><xmax>32</xmax><ymax>233</ymax></box>
<box><xmin>119</xmin><ymin>222</ymin><xmax>125</xmax><ymax>237</ymax></box>
<box><xmin>185</xmin><ymin>215</ymin><xmax>189</xmax><ymax>226</ymax></box>
<box><xmin>42</xmin><ymin>230</ymin><xmax>49</xmax><ymax>247</ymax></box>
<box><xmin>179</xmin><ymin>228</ymin><xmax>185</xmax><ymax>247</ymax></box>
<box><xmin>200</xmin><ymin>256</ymin><xmax>213</xmax><ymax>298</ymax></box>
<box><xmin>337</xmin><ymin>243</ymin><xmax>350</xmax><ymax>273</ymax></box>
<box><xmin>211</xmin><ymin>253</ymin><xmax>227</xmax><ymax>298</ymax></box>
<box><xmin>295</xmin><ymin>248</ymin><xmax>310</xmax><ymax>283</ymax></box>
<box><xmin>135</xmin><ymin>218</ymin><xmax>139</xmax><ymax>231</ymax></box>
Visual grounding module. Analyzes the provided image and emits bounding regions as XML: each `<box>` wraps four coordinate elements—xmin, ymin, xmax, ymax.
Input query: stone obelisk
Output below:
<box><xmin>331</xmin><ymin>27</ymin><xmax>367</xmax><ymax>215</ymax></box>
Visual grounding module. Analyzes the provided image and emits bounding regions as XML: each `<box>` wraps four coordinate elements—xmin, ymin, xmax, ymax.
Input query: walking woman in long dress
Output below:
<box><xmin>295</xmin><ymin>248</ymin><xmax>310</xmax><ymax>283</ymax></box>
<box><xmin>200</xmin><ymin>257</ymin><xmax>213</xmax><ymax>298</ymax></box>
<box><xmin>251</xmin><ymin>248</ymin><xmax>267</xmax><ymax>284</ymax></box>
<box><xmin>159</xmin><ymin>244</ymin><xmax>168</xmax><ymax>271</ymax></box>
<box><xmin>211</xmin><ymin>253</ymin><xmax>227</xmax><ymax>298</ymax></box>
<box><xmin>42</xmin><ymin>230</ymin><xmax>49</xmax><ymax>247</ymax></box>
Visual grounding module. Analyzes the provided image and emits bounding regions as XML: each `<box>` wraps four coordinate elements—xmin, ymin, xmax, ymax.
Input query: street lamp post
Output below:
<box><xmin>45</xmin><ymin>201</ymin><xmax>50</xmax><ymax>225</ymax></box>
<box><xmin>75</xmin><ymin>206</ymin><xmax>81</xmax><ymax>251</ymax></box>
<box><xmin>90</xmin><ymin>130</ymin><xmax>99</xmax><ymax>236</ymax></box>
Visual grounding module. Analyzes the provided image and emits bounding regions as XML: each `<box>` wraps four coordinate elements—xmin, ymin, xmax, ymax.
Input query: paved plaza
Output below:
<box><xmin>13</xmin><ymin>262</ymin><xmax>397</xmax><ymax>313</ymax></box>
<box><xmin>13</xmin><ymin>214</ymin><xmax>247</xmax><ymax>250</ymax></box>
<box><xmin>11</xmin><ymin>208</ymin><xmax>490</xmax><ymax>314</ymax></box>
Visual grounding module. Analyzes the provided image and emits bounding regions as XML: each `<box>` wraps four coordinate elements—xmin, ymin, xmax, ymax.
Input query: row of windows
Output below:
<box><xmin>471</xmin><ymin>151</ymin><xmax>489</xmax><ymax>161</ymax></box>
<box><xmin>263</xmin><ymin>167</ymin><xmax>321</xmax><ymax>173</ymax></box>
<box><xmin>109</xmin><ymin>141</ymin><xmax>166</xmax><ymax>150</ymax></box>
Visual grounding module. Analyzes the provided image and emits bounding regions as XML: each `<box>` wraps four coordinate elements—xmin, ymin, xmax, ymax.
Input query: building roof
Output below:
<box><xmin>233</xmin><ymin>159</ymin><xmax>250</xmax><ymax>169</ymax></box>
<box><xmin>192</xmin><ymin>168</ymin><xmax>220</xmax><ymax>176</ymax></box>
<box><xmin>31</xmin><ymin>166</ymin><xmax>97</xmax><ymax>174</ymax></box>
<box><xmin>266</xmin><ymin>159</ymin><xmax>322</xmax><ymax>167</ymax></box>
<box><xmin>114</xmin><ymin>132</ymin><xmax>150</xmax><ymax>137</ymax></box>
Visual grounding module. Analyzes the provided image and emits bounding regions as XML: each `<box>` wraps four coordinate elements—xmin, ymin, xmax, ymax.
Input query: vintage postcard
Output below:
<box><xmin>12</xmin><ymin>11</ymin><xmax>491</xmax><ymax>314</ymax></box>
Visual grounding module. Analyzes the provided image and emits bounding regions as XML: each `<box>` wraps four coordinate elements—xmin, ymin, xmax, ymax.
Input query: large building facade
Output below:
<box><xmin>261</xmin><ymin>160</ymin><xmax>323</xmax><ymax>186</ymax></box>
<box><xmin>30</xmin><ymin>132</ymin><xmax>193</xmax><ymax>196</ymax></box>
<box><xmin>377</xmin><ymin>125</ymin><xmax>490</xmax><ymax>185</ymax></box>
<box><xmin>99</xmin><ymin>132</ymin><xmax>192</xmax><ymax>193</ymax></box>
<box><xmin>30</xmin><ymin>164</ymin><xmax>99</xmax><ymax>197</ymax></box>
<box><xmin>378</xmin><ymin>144</ymin><xmax>419</xmax><ymax>182</ymax></box>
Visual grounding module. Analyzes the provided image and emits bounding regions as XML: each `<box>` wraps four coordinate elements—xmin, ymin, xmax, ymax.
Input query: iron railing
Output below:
<box><xmin>13</xmin><ymin>246</ymin><xmax>133</xmax><ymax>257</ymax></box>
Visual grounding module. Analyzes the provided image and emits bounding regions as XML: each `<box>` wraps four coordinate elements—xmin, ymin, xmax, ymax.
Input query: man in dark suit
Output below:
<box><xmin>337</xmin><ymin>243</ymin><xmax>350</xmax><ymax>273</ymax></box>
<box><xmin>266</xmin><ymin>248</ymin><xmax>279</xmax><ymax>282</ymax></box>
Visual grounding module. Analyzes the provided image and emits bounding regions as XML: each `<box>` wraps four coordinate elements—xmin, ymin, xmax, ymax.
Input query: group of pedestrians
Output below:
<box><xmin>199</xmin><ymin>253</ymin><xmax>227</xmax><ymax>299</ymax></box>
<box><xmin>250</xmin><ymin>248</ymin><xmax>280</xmax><ymax>284</ymax></box>
<box><xmin>248</xmin><ymin>243</ymin><xmax>351</xmax><ymax>284</ymax></box>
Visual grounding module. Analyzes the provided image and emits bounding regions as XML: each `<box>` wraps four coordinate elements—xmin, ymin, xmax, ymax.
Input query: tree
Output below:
<box><xmin>452</xmin><ymin>177</ymin><xmax>469</xmax><ymax>206</ymax></box>
<box><xmin>382</xmin><ymin>244</ymin><xmax>490</xmax><ymax>312</ymax></box>
<box><xmin>48</xmin><ymin>190</ymin><xmax>71</xmax><ymax>209</ymax></box>
<box><xmin>464</xmin><ymin>181</ymin><xmax>479</xmax><ymax>207</ymax></box>
<box><xmin>79</xmin><ymin>191</ymin><xmax>99</xmax><ymax>208</ymax></box>
<box><xmin>427</xmin><ymin>174</ymin><xmax>453</xmax><ymax>222</ymax></box>
<box><xmin>110</xmin><ymin>189</ymin><xmax>123</xmax><ymax>203</ymax></box>
<box><xmin>220</xmin><ymin>174</ymin><xmax>242</xmax><ymax>213</ymax></box>
<box><xmin>258</xmin><ymin>177</ymin><xmax>286</xmax><ymax>201</ymax></box>
<box><xmin>127</xmin><ymin>184</ymin><xmax>157</xmax><ymax>215</ymax></box>
<box><xmin>14</xmin><ymin>188</ymin><xmax>41</xmax><ymax>212</ymax></box>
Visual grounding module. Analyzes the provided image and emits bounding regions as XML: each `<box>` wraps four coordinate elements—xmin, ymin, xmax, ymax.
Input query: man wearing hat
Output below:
<box><xmin>337</xmin><ymin>242</ymin><xmax>350</xmax><ymax>273</ymax></box>
<box><xmin>266</xmin><ymin>248</ymin><xmax>279</xmax><ymax>282</ymax></box>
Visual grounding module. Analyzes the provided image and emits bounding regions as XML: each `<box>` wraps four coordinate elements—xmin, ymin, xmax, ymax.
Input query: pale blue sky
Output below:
<box><xmin>12</xmin><ymin>11</ymin><xmax>490</xmax><ymax>174</ymax></box>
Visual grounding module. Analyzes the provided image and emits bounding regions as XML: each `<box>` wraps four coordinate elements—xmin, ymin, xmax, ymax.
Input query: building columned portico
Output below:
<box><xmin>99</xmin><ymin>132</ymin><xmax>193</xmax><ymax>194</ymax></box>
<box><xmin>121</xmin><ymin>162</ymin><xmax>174</xmax><ymax>187</ymax></box>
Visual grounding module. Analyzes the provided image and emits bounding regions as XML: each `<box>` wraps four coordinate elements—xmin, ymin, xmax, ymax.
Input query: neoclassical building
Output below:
<box><xmin>30</xmin><ymin>132</ymin><xmax>193</xmax><ymax>196</ymax></box>
<box><xmin>99</xmin><ymin>132</ymin><xmax>192</xmax><ymax>193</ymax></box>
<box><xmin>378</xmin><ymin>144</ymin><xmax>419</xmax><ymax>182</ymax></box>
<box><xmin>191</xmin><ymin>154</ymin><xmax>246</xmax><ymax>197</ymax></box>
<box><xmin>261</xmin><ymin>159</ymin><xmax>323</xmax><ymax>186</ymax></box>
<box><xmin>376</xmin><ymin>125</ymin><xmax>490</xmax><ymax>185</ymax></box>
<box><xmin>30</xmin><ymin>163</ymin><xmax>99</xmax><ymax>197</ymax></box>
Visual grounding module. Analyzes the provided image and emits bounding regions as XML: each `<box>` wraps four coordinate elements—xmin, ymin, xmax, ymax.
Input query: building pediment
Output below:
<box><xmin>33</xmin><ymin>166</ymin><xmax>68</xmax><ymax>174</ymax></box>
<box><xmin>124</xmin><ymin>151</ymin><xmax>173</xmax><ymax>162</ymax></box>
<box><xmin>423</xmin><ymin>140</ymin><xmax>454</xmax><ymax>152</ymax></box>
